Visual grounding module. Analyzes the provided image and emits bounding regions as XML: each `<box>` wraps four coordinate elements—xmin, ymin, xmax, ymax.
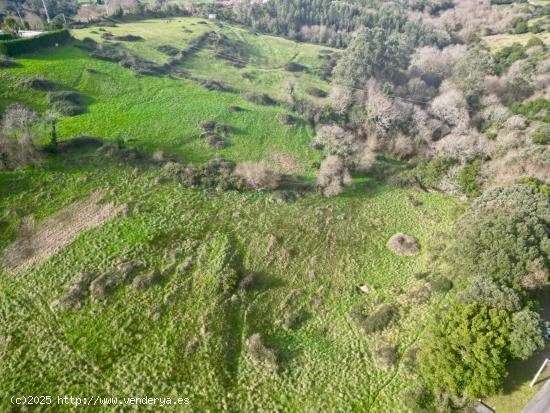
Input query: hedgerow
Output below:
<box><xmin>0</xmin><ymin>30</ymin><xmax>72</xmax><ymax>57</ymax></box>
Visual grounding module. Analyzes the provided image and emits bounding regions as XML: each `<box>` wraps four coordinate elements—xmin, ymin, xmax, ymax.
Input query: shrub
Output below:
<box><xmin>241</xmin><ymin>92</ymin><xmax>276</xmax><ymax>105</ymax></box>
<box><xmin>205</xmin><ymin>134</ymin><xmax>226</xmax><ymax>148</ymax></box>
<box><xmin>165</xmin><ymin>158</ymin><xmax>239</xmax><ymax>191</ymax></box>
<box><xmin>509</xmin><ymin>310</ymin><xmax>545</xmax><ymax>360</ymax></box>
<box><xmin>452</xmin><ymin>186</ymin><xmax>550</xmax><ymax>289</ymax></box>
<box><xmin>48</xmin><ymin>92</ymin><xmax>85</xmax><ymax>116</ymax></box>
<box><xmin>196</xmin><ymin>79</ymin><xmax>234</xmax><ymax>92</ymax></box>
<box><xmin>0</xmin><ymin>30</ymin><xmax>71</xmax><ymax>57</ymax></box>
<box><xmin>283</xmin><ymin>62</ymin><xmax>306</xmax><ymax>72</ymax></box>
<box><xmin>90</xmin><ymin>271</ymin><xmax>126</xmax><ymax>301</ymax></box>
<box><xmin>418</xmin><ymin>304</ymin><xmax>511</xmax><ymax>399</ymax></box>
<box><xmin>18</xmin><ymin>76</ymin><xmax>58</xmax><ymax>91</ymax></box>
<box><xmin>406</xmin><ymin>157</ymin><xmax>456</xmax><ymax>189</ymax></box>
<box><xmin>429</xmin><ymin>276</ymin><xmax>453</xmax><ymax>293</ymax></box>
<box><xmin>459</xmin><ymin>276</ymin><xmax>521</xmax><ymax>312</ymax></box>
<box><xmin>494</xmin><ymin>43</ymin><xmax>527</xmax><ymax>75</ymax></box>
<box><xmin>526</xmin><ymin>37</ymin><xmax>545</xmax><ymax>49</ymax></box>
<box><xmin>373</xmin><ymin>344</ymin><xmax>398</xmax><ymax>370</ymax></box>
<box><xmin>247</xmin><ymin>334</ymin><xmax>278</xmax><ymax>371</ymax></box>
<box><xmin>233</xmin><ymin>161</ymin><xmax>281</xmax><ymax>191</ymax></box>
<box><xmin>519</xmin><ymin>177</ymin><xmax>550</xmax><ymax>197</ymax></box>
<box><xmin>48</xmin><ymin>91</ymin><xmax>83</xmax><ymax>105</ymax></box>
<box><xmin>356</xmin><ymin>303</ymin><xmax>397</xmax><ymax>334</ymax></box>
<box><xmin>533</xmin><ymin>128</ymin><xmax>550</xmax><ymax>145</ymax></box>
<box><xmin>316</xmin><ymin>155</ymin><xmax>352</xmax><ymax>197</ymax></box>
<box><xmin>0</xmin><ymin>57</ymin><xmax>19</xmax><ymax>68</ymax></box>
<box><xmin>132</xmin><ymin>270</ymin><xmax>161</xmax><ymax>290</ymax></box>
<box><xmin>458</xmin><ymin>159</ymin><xmax>481</xmax><ymax>198</ymax></box>
<box><xmin>305</xmin><ymin>86</ymin><xmax>327</xmax><ymax>97</ymax></box>
<box><xmin>387</xmin><ymin>233</ymin><xmax>420</xmax><ymax>256</ymax></box>
<box><xmin>485</xmin><ymin>131</ymin><xmax>497</xmax><ymax>141</ymax></box>
<box><xmin>50</xmin><ymin>271</ymin><xmax>96</xmax><ymax>311</ymax></box>
<box><xmin>276</xmin><ymin>113</ymin><xmax>295</xmax><ymax>125</ymax></box>
<box><xmin>199</xmin><ymin>120</ymin><xmax>216</xmax><ymax>130</ymax></box>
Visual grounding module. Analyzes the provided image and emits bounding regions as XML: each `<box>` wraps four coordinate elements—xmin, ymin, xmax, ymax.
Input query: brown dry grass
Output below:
<box><xmin>2</xmin><ymin>192</ymin><xmax>128</xmax><ymax>271</ymax></box>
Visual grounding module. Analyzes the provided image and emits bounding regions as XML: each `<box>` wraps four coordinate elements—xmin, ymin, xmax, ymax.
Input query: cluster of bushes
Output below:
<box><xmin>19</xmin><ymin>76</ymin><xmax>58</xmax><ymax>91</ymax></box>
<box><xmin>283</xmin><ymin>62</ymin><xmax>306</xmax><ymax>72</ymax></box>
<box><xmin>0</xmin><ymin>33</ymin><xmax>16</xmax><ymax>41</ymax></box>
<box><xmin>352</xmin><ymin>303</ymin><xmax>398</xmax><ymax>334</ymax></box>
<box><xmin>417</xmin><ymin>186</ymin><xmax>549</xmax><ymax>409</ymax></box>
<box><xmin>210</xmin><ymin>33</ymin><xmax>248</xmax><ymax>67</ymax></box>
<box><xmin>194</xmin><ymin>78</ymin><xmax>234</xmax><ymax>92</ymax></box>
<box><xmin>100</xmin><ymin>33</ymin><xmax>143</xmax><ymax>42</ymax></box>
<box><xmin>0</xmin><ymin>30</ymin><xmax>71</xmax><ymax>57</ymax></box>
<box><xmin>198</xmin><ymin>120</ymin><xmax>232</xmax><ymax>148</ymax></box>
<box><xmin>162</xmin><ymin>158</ymin><xmax>239</xmax><ymax>190</ymax></box>
<box><xmin>162</xmin><ymin>157</ymin><xmax>282</xmax><ymax>193</ymax></box>
<box><xmin>305</xmin><ymin>86</ymin><xmax>327</xmax><ymax>98</ymax></box>
<box><xmin>157</xmin><ymin>44</ymin><xmax>180</xmax><ymax>56</ymax></box>
<box><xmin>241</xmin><ymin>92</ymin><xmax>276</xmax><ymax>106</ymax></box>
<box><xmin>493</xmin><ymin>43</ymin><xmax>527</xmax><ymax>75</ymax></box>
<box><xmin>85</xmin><ymin>40</ymin><xmax>165</xmax><ymax>76</ymax></box>
<box><xmin>48</xmin><ymin>91</ymin><xmax>85</xmax><ymax>116</ymax></box>
<box><xmin>401</xmin><ymin>157</ymin><xmax>456</xmax><ymax>190</ymax></box>
<box><xmin>0</xmin><ymin>104</ymin><xmax>40</xmax><ymax>171</ymax></box>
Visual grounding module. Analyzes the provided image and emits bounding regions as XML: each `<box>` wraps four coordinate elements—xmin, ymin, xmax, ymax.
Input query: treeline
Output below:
<box><xmin>228</xmin><ymin>0</ymin><xmax>447</xmax><ymax>48</ymax></box>
<box><xmin>0</xmin><ymin>29</ymin><xmax>71</xmax><ymax>56</ymax></box>
<box><xmin>410</xmin><ymin>185</ymin><xmax>549</xmax><ymax>410</ymax></box>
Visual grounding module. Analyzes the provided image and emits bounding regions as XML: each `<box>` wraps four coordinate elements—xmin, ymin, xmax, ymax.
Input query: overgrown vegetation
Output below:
<box><xmin>1</xmin><ymin>1</ymin><xmax>550</xmax><ymax>410</ymax></box>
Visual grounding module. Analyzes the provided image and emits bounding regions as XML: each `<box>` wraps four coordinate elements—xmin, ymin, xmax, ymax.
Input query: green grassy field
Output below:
<box><xmin>72</xmin><ymin>18</ymin><xmax>334</xmax><ymax>101</ymax></box>
<box><xmin>0</xmin><ymin>18</ymin><xmax>463</xmax><ymax>412</ymax></box>
<box><xmin>0</xmin><ymin>151</ymin><xmax>460</xmax><ymax>412</ymax></box>
<box><xmin>484</xmin><ymin>31</ymin><xmax>550</xmax><ymax>49</ymax></box>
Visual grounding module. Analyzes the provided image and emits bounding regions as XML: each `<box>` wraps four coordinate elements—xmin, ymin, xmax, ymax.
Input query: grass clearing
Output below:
<box><xmin>0</xmin><ymin>17</ymin><xmax>463</xmax><ymax>412</ymax></box>
<box><xmin>0</xmin><ymin>150</ymin><xmax>461</xmax><ymax>411</ymax></box>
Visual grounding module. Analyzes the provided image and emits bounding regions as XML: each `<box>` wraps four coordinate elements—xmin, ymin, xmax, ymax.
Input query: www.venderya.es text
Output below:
<box><xmin>10</xmin><ymin>395</ymin><xmax>191</xmax><ymax>407</ymax></box>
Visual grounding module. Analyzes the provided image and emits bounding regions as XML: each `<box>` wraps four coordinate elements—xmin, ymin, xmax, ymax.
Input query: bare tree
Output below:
<box><xmin>316</xmin><ymin>155</ymin><xmax>352</xmax><ymax>197</ymax></box>
<box><xmin>234</xmin><ymin>161</ymin><xmax>281</xmax><ymax>191</ymax></box>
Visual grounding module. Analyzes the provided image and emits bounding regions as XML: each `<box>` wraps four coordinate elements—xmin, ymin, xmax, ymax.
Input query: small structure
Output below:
<box><xmin>474</xmin><ymin>401</ymin><xmax>495</xmax><ymax>413</ymax></box>
<box><xmin>208</xmin><ymin>14</ymin><xmax>217</xmax><ymax>21</ymax></box>
<box><xmin>521</xmin><ymin>358</ymin><xmax>550</xmax><ymax>413</ymax></box>
<box><xmin>474</xmin><ymin>400</ymin><xmax>495</xmax><ymax>413</ymax></box>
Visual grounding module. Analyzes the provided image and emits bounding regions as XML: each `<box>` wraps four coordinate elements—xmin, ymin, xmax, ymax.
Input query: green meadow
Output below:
<box><xmin>0</xmin><ymin>17</ymin><xmax>462</xmax><ymax>412</ymax></box>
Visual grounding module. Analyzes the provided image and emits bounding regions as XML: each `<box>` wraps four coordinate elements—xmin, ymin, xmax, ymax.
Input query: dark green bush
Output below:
<box><xmin>241</xmin><ymin>92</ymin><xmax>276</xmax><ymax>105</ymax></box>
<box><xmin>305</xmin><ymin>86</ymin><xmax>328</xmax><ymax>97</ymax></box>
<box><xmin>511</xmin><ymin>98</ymin><xmax>550</xmax><ymax>123</ymax></box>
<box><xmin>419</xmin><ymin>304</ymin><xmax>511</xmax><ymax>398</ymax></box>
<box><xmin>283</xmin><ymin>62</ymin><xmax>306</xmax><ymax>72</ymax></box>
<box><xmin>533</xmin><ymin>128</ymin><xmax>550</xmax><ymax>145</ymax></box>
<box><xmin>0</xmin><ymin>33</ymin><xmax>16</xmax><ymax>41</ymax></box>
<box><xmin>485</xmin><ymin>131</ymin><xmax>497</xmax><ymax>140</ymax></box>
<box><xmin>494</xmin><ymin>43</ymin><xmax>526</xmax><ymax>75</ymax></box>
<box><xmin>0</xmin><ymin>30</ymin><xmax>71</xmax><ymax>57</ymax></box>
<box><xmin>526</xmin><ymin>36</ymin><xmax>545</xmax><ymax>49</ymax></box>
<box><xmin>429</xmin><ymin>276</ymin><xmax>453</xmax><ymax>293</ymax></box>
<box><xmin>406</xmin><ymin>157</ymin><xmax>456</xmax><ymax>189</ymax></box>
<box><xmin>452</xmin><ymin>185</ymin><xmax>550</xmax><ymax>289</ymax></box>
<box><xmin>19</xmin><ymin>76</ymin><xmax>58</xmax><ymax>90</ymax></box>
<box><xmin>355</xmin><ymin>303</ymin><xmax>397</xmax><ymax>334</ymax></box>
<box><xmin>458</xmin><ymin>159</ymin><xmax>481</xmax><ymax>198</ymax></box>
<box><xmin>459</xmin><ymin>276</ymin><xmax>521</xmax><ymax>312</ymax></box>
<box><xmin>518</xmin><ymin>177</ymin><xmax>550</xmax><ymax>197</ymax></box>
